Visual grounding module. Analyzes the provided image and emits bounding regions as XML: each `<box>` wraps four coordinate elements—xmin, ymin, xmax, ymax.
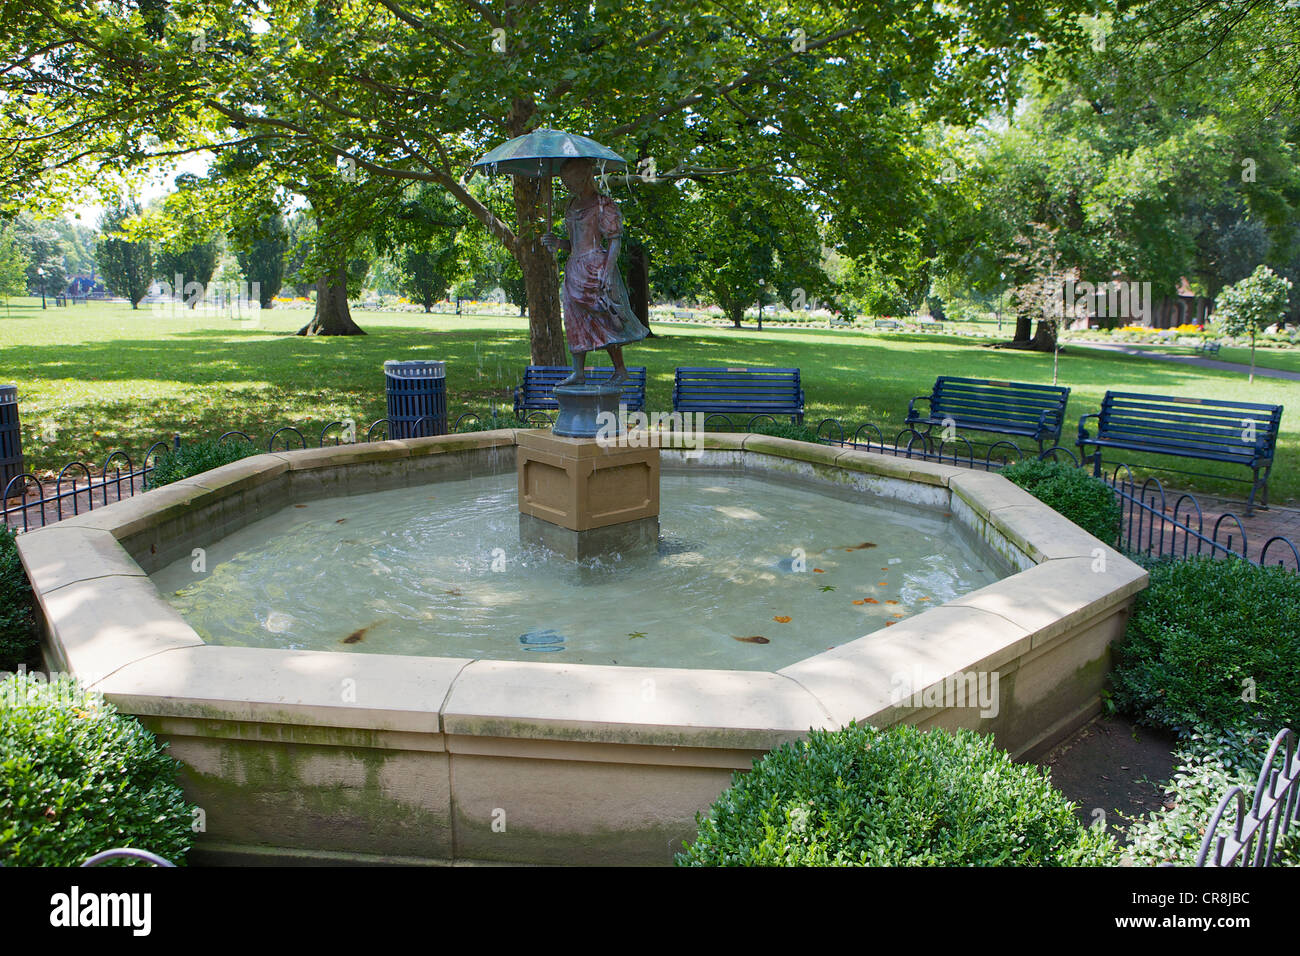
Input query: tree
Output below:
<box><xmin>1214</xmin><ymin>265</ymin><xmax>1292</xmax><ymax>383</ymax></box>
<box><xmin>95</xmin><ymin>203</ymin><xmax>152</xmax><ymax>308</ymax></box>
<box><xmin>154</xmin><ymin>239</ymin><xmax>219</xmax><ymax>307</ymax></box>
<box><xmin>0</xmin><ymin>225</ymin><xmax>27</xmax><ymax>309</ymax></box>
<box><xmin>230</xmin><ymin>213</ymin><xmax>287</xmax><ymax>309</ymax></box>
<box><xmin>3</xmin><ymin>1</ymin><xmax>1080</xmax><ymax>358</ymax></box>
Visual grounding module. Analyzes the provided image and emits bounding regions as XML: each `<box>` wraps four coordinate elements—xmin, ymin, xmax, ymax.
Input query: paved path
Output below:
<box><xmin>1068</xmin><ymin>341</ymin><xmax>1300</xmax><ymax>380</ymax></box>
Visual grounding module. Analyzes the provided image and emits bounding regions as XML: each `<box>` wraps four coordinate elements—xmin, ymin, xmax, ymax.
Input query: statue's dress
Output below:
<box><xmin>561</xmin><ymin>195</ymin><xmax>650</xmax><ymax>354</ymax></box>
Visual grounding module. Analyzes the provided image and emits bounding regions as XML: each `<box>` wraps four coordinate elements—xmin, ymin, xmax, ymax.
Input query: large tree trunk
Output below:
<box><xmin>1012</xmin><ymin>309</ymin><xmax>1032</xmax><ymax>342</ymax></box>
<box><xmin>512</xmin><ymin>173</ymin><xmax>566</xmax><ymax>365</ymax></box>
<box><xmin>628</xmin><ymin>242</ymin><xmax>654</xmax><ymax>337</ymax></box>
<box><xmin>994</xmin><ymin>318</ymin><xmax>1058</xmax><ymax>351</ymax></box>
<box><xmin>297</xmin><ymin>266</ymin><xmax>365</xmax><ymax>336</ymax></box>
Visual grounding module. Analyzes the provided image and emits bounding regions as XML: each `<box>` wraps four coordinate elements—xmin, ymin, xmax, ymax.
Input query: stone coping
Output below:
<box><xmin>17</xmin><ymin>429</ymin><xmax>1148</xmax><ymax>752</ymax></box>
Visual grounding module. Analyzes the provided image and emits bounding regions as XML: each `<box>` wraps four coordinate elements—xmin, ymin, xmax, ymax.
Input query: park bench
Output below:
<box><xmin>874</xmin><ymin>319</ymin><xmax>900</xmax><ymax>330</ymax></box>
<box><xmin>513</xmin><ymin>365</ymin><xmax>648</xmax><ymax>418</ymax></box>
<box><xmin>905</xmin><ymin>377</ymin><xmax>1071</xmax><ymax>452</ymax></box>
<box><xmin>1196</xmin><ymin>340</ymin><xmax>1221</xmax><ymax>356</ymax></box>
<box><xmin>916</xmin><ymin>319</ymin><xmax>944</xmax><ymax>332</ymax></box>
<box><xmin>672</xmin><ymin>366</ymin><xmax>805</xmax><ymax>424</ymax></box>
<box><xmin>672</xmin><ymin>310</ymin><xmax>693</xmax><ymax>321</ymax></box>
<box><xmin>1077</xmin><ymin>391</ymin><xmax>1283</xmax><ymax>514</ymax></box>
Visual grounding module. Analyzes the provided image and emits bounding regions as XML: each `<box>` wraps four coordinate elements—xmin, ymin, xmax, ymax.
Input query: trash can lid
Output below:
<box><xmin>383</xmin><ymin>360</ymin><xmax>445</xmax><ymax>379</ymax></box>
<box><xmin>0</xmin><ymin>384</ymin><xmax>16</xmax><ymax>402</ymax></box>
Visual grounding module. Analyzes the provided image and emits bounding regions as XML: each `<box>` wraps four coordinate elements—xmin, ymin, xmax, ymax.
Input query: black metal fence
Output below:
<box><xmin>3</xmin><ymin>414</ymin><xmax>1297</xmax><ymax>572</ymax></box>
<box><xmin>1196</xmin><ymin>728</ymin><xmax>1300</xmax><ymax>867</ymax></box>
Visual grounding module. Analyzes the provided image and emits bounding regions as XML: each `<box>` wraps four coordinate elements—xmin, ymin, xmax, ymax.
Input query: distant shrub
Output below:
<box><xmin>1001</xmin><ymin>458</ymin><xmax>1121</xmax><ymax>544</ymax></box>
<box><xmin>677</xmin><ymin>723</ymin><xmax>1116</xmax><ymax>866</ymax></box>
<box><xmin>1110</xmin><ymin>557</ymin><xmax>1300</xmax><ymax>737</ymax></box>
<box><xmin>0</xmin><ymin>527</ymin><xmax>37</xmax><ymax>671</ymax></box>
<box><xmin>147</xmin><ymin>438</ymin><xmax>260</xmax><ymax>488</ymax></box>
<box><xmin>0</xmin><ymin>674</ymin><xmax>194</xmax><ymax>866</ymax></box>
<box><xmin>453</xmin><ymin>412</ymin><xmax>544</xmax><ymax>433</ymax></box>
<box><xmin>745</xmin><ymin>420</ymin><xmax>823</xmax><ymax>443</ymax></box>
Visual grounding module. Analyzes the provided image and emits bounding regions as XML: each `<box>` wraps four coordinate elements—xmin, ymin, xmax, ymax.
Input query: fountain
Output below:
<box><xmin>15</xmin><ymin>422</ymin><xmax>1147</xmax><ymax>865</ymax></box>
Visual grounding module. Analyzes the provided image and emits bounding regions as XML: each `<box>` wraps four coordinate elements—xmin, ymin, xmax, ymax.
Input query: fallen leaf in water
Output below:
<box><xmin>893</xmin><ymin>612</ymin><xmax>905</xmax><ymax>618</ymax></box>
<box><xmin>885</xmin><ymin>621</ymin><xmax>896</xmax><ymax>627</ymax></box>
<box><xmin>813</xmin><ymin>568</ymin><xmax>825</xmax><ymax>573</ymax></box>
<box><xmin>919</xmin><ymin>596</ymin><xmax>931</xmax><ymax>602</ymax></box>
<box><xmin>627</xmin><ymin>631</ymin><xmax>646</xmax><ymax>640</ymax></box>
<box><xmin>863</xmin><ymin>597</ymin><xmax>879</xmax><ymax>604</ymax></box>
<box><xmin>444</xmin><ymin>589</ymin><xmax>462</xmax><ymax>596</ymax></box>
<box><xmin>342</xmin><ymin>628</ymin><xmax>368</xmax><ymax>644</ymax></box>
<box><xmin>773</xmin><ymin>615</ymin><xmax>792</xmax><ymax>623</ymax></box>
<box><xmin>852</xmin><ymin>599</ymin><xmax>866</xmax><ymax>605</ymax></box>
<box><xmin>877</xmin><ymin>581</ymin><xmax>887</xmax><ymax>586</ymax></box>
<box><xmin>733</xmin><ymin>635</ymin><xmax>770</xmax><ymax>644</ymax></box>
<box><xmin>335</xmin><ymin>518</ymin><xmax>347</xmax><ymax>524</ymax></box>
<box><xmin>886</xmin><ymin>600</ymin><xmax>899</xmax><ymax>605</ymax></box>
<box><xmin>294</xmin><ymin>504</ymin><xmax>307</xmax><ymax>509</ymax></box>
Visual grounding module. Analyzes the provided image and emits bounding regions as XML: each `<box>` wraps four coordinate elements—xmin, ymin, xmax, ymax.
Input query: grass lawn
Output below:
<box><xmin>1</xmin><ymin>297</ymin><xmax>1295</xmax><ymax>505</ymax></box>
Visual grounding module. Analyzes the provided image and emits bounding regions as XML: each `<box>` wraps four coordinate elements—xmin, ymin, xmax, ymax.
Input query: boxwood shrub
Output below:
<box><xmin>1110</xmin><ymin>556</ymin><xmax>1300</xmax><ymax>737</ymax></box>
<box><xmin>1001</xmin><ymin>458</ymin><xmax>1121</xmax><ymax>544</ymax></box>
<box><xmin>146</xmin><ymin>438</ymin><xmax>261</xmax><ymax>488</ymax></box>
<box><xmin>677</xmin><ymin>723</ymin><xmax>1116</xmax><ymax>866</ymax></box>
<box><xmin>0</xmin><ymin>673</ymin><xmax>194</xmax><ymax>866</ymax></box>
<box><xmin>0</xmin><ymin>526</ymin><xmax>38</xmax><ymax>671</ymax></box>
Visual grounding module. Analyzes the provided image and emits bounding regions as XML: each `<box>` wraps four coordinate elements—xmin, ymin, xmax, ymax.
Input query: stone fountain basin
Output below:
<box><xmin>16</xmin><ymin>431</ymin><xmax>1147</xmax><ymax>865</ymax></box>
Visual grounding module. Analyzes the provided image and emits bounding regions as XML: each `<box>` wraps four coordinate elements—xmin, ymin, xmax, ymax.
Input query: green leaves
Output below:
<box><xmin>0</xmin><ymin>674</ymin><xmax>194</xmax><ymax>866</ymax></box>
<box><xmin>677</xmin><ymin>722</ymin><xmax>1117</xmax><ymax>866</ymax></box>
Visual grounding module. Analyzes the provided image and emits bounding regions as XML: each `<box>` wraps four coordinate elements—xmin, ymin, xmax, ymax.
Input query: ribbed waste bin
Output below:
<box><xmin>0</xmin><ymin>384</ymin><xmax>23</xmax><ymax>497</ymax></box>
<box><xmin>384</xmin><ymin>360</ymin><xmax>447</xmax><ymax>439</ymax></box>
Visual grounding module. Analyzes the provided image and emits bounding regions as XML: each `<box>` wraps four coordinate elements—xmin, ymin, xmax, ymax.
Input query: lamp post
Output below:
<box><xmin>996</xmin><ymin>272</ymin><xmax>1005</xmax><ymax>333</ymax></box>
<box><xmin>36</xmin><ymin>267</ymin><xmax>46</xmax><ymax>309</ymax></box>
<box><xmin>757</xmin><ymin>278</ymin><xmax>765</xmax><ymax>331</ymax></box>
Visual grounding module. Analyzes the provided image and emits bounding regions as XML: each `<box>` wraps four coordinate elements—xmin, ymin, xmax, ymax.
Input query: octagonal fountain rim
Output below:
<box><xmin>16</xmin><ymin>429</ymin><xmax>1148</xmax><ymax>756</ymax></box>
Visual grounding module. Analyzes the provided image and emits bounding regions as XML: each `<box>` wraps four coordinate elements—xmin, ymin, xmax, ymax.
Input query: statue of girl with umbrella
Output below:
<box><xmin>471</xmin><ymin>130</ymin><xmax>649</xmax><ymax>388</ymax></box>
<box><xmin>541</xmin><ymin>157</ymin><xmax>649</xmax><ymax>386</ymax></box>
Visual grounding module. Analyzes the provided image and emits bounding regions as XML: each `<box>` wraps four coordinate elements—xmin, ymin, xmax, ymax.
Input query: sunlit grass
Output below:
<box><xmin>0</xmin><ymin>297</ymin><xmax>1293</xmax><ymax>504</ymax></box>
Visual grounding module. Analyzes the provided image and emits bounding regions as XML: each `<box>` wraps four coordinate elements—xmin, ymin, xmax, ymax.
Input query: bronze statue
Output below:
<box><xmin>541</xmin><ymin>157</ymin><xmax>649</xmax><ymax>386</ymax></box>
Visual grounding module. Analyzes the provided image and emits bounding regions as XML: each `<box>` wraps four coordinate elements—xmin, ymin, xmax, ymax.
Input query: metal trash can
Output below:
<box><xmin>0</xmin><ymin>384</ymin><xmax>23</xmax><ymax>497</ymax></box>
<box><xmin>384</xmin><ymin>360</ymin><xmax>447</xmax><ymax>439</ymax></box>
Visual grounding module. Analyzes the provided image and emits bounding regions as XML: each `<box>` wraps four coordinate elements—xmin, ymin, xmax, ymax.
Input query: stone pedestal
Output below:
<box><xmin>516</xmin><ymin>429</ymin><xmax>660</xmax><ymax>534</ymax></box>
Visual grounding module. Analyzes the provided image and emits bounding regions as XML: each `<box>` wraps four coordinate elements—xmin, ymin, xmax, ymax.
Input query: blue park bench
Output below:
<box><xmin>513</xmin><ymin>366</ymin><xmax>647</xmax><ymax>419</ymax></box>
<box><xmin>1077</xmin><ymin>391</ymin><xmax>1283</xmax><ymax>514</ymax></box>
<box><xmin>905</xmin><ymin>377</ymin><xmax>1071</xmax><ymax>453</ymax></box>
<box><xmin>672</xmin><ymin>367</ymin><xmax>805</xmax><ymax>425</ymax></box>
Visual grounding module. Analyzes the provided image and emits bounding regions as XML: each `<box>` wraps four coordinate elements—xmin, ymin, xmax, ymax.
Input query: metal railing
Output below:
<box><xmin>1197</xmin><ymin>728</ymin><xmax>1300</xmax><ymax>867</ymax></box>
<box><xmin>4</xmin><ymin>415</ymin><xmax>1297</xmax><ymax>572</ymax></box>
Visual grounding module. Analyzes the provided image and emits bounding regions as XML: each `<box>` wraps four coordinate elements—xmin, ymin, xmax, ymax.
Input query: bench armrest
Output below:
<box><xmin>906</xmin><ymin>395</ymin><xmax>931</xmax><ymax>419</ymax></box>
<box><xmin>1076</xmin><ymin>412</ymin><xmax>1099</xmax><ymax>445</ymax></box>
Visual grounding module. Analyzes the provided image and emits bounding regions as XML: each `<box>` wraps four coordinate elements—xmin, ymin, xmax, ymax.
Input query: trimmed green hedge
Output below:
<box><xmin>146</xmin><ymin>438</ymin><xmax>261</xmax><ymax>488</ymax></box>
<box><xmin>0</xmin><ymin>527</ymin><xmax>37</xmax><ymax>671</ymax></box>
<box><xmin>677</xmin><ymin>723</ymin><xmax>1116</xmax><ymax>866</ymax></box>
<box><xmin>0</xmin><ymin>673</ymin><xmax>194</xmax><ymax>865</ymax></box>
<box><xmin>1110</xmin><ymin>556</ymin><xmax>1300</xmax><ymax>737</ymax></box>
<box><xmin>1001</xmin><ymin>458</ymin><xmax>1121</xmax><ymax>544</ymax></box>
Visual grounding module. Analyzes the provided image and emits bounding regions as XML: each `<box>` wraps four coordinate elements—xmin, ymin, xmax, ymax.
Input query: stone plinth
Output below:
<box><xmin>516</xmin><ymin>428</ymin><xmax>659</xmax><ymax>532</ymax></box>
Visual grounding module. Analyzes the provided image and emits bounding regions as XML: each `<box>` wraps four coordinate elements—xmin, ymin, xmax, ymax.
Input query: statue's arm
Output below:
<box><xmin>602</xmin><ymin>236</ymin><xmax>621</xmax><ymax>289</ymax></box>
